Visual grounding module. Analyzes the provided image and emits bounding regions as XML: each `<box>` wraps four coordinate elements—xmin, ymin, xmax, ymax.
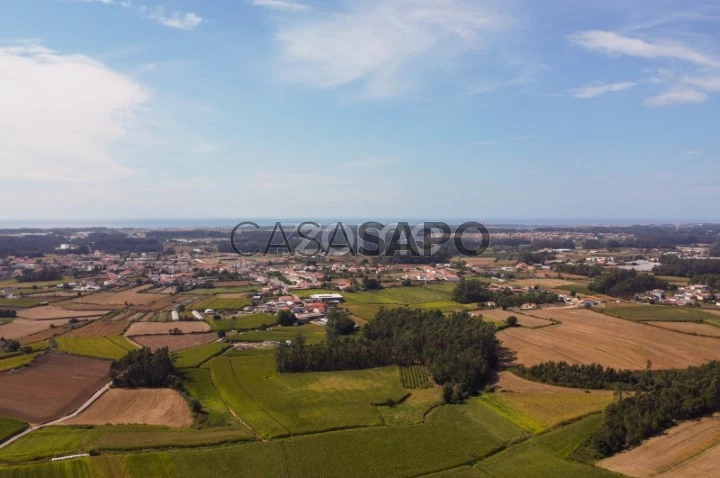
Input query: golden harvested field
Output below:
<box><xmin>69</xmin><ymin>286</ymin><xmax>166</xmax><ymax>307</ymax></box>
<box><xmin>598</xmin><ymin>414</ymin><xmax>720</xmax><ymax>478</ymax></box>
<box><xmin>64</xmin><ymin>319</ymin><xmax>131</xmax><ymax>337</ymax></box>
<box><xmin>481</xmin><ymin>309</ymin><xmax>555</xmax><ymax>328</ymax></box>
<box><xmin>63</xmin><ymin>388</ymin><xmax>192</xmax><ymax>428</ymax></box>
<box><xmin>16</xmin><ymin>306</ymin><xmax>109</xmax><ymax>320</ymax></box>
<box><xmin>132</xmin><ymin>332</ymin><xmax>218</xmax><ymax>352</ymax></box>
<box><xmin>125</xmin><ymin>321</ymin><xmax>211</xmax><ymax>336</ymax></box>
<box><xmin>0</xmin><ymin>318</ymin><xmax>70</xmax><ymax>340</ymax></box>
<box><xmin>646</xmin><ymin>321</ymin><xmax>720</xmax><ymax>338</ymax></box>
<box><xmin>498</xmin><ymin>307</ymin><xmax>720</xmax><ymax>369</ymax></box>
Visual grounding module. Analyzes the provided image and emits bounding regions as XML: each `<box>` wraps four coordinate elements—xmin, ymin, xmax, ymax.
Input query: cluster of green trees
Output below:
<box><xmin>277</xmin><ymin>308</ymin><xmax>499</xmax><ymax>400</ymax></box>
<box><xmin>654</xmin><ymin>254</ymin><xmax>720</xmax><ymax>278</ymax></box>
<box><xmin>17</xmin><ymin>267</ymin><xmax>62</xmax><ymax>282</ymax></box>
<box><xmin>515</xmin><ymin>361</ymin><xmax>640</xmax><ymax>390</ymax></box>
<box><xmin>452</xmin><ymin>280</ymin><xmax>559</xmax><ymax>308</ymax></box>
<box><xmin>0</xmin><ymin>309</ymin><xmax>17</xmax><ymax>318</ymax></box>
<box><xmin>593</xmin><ymin>361</ymin><xmax>720</xmax><ymax>456</ymax></box>
<box><xmin>325</xmin><ymin>310</ymin><xmax>356</xmax><ymax>339</ymax></box>
<box><xmin>110</xmin><ymin>347</ymin><xmax>180</xmax><ymax>388</ymax></box>
<box><xmin>589</xmin><ymin>269</ymin><xmax>670</xmax><ymax>297</ymax></box>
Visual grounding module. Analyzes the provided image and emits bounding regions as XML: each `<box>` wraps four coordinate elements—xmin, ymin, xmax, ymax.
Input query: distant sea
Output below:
<box><xmin>0</xmin><ymin>218</ymin><xmax>714</xmax><ymax>229</ymax></box>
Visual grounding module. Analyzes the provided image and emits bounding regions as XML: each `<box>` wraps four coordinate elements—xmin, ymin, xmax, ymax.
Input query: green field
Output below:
<box><xmin>0</xmin><ymin>352</ymin><xmax>41</xmax><ymax>372</ymax></box>
<box><xmin>0</xmin><ymin>425</ymin><xmax>253</xmax><ymax>463</ymax></box>
<box><xmin>182</xmin><ymin>368</ymin><xmax>237</xmax><ymax>426</ymax></box>
<box><xmin>0</xmin><ymin>298</ymin><xmax>48</xmax><ymax>308</ymax></box>
<box><xmin>228</xmin><ymin>323</ymin><xmax>326</xmax><ymax>345</ymax></box>
<box><xmin>474</xmin><ymin>415</ymin><xmax>614</xmax><ymax>477</ymax></box>
<box><xmin>603</xmin><ymin>304</ymin><xmax>720</xmax><ymax>323</ymax></box>
<box><xmin>206</xmin><ymin>313</ymin><xmax>276</xmax><ymax>332</ymax></box>
<box><xmin>56</xmin><ymin>336</ymin><xmax>137</xmax><ymax>360</ymax></box>
<box><xmin>557</xmin><ymin>284</ymin><xmax>593</xmax><ymax>296</ymax></box>
<box><xmin>210</xmin><ymin>349</ymin><xmax>407</xmax><ymax>438</ymax></box>
<box><xmin>0</xmin><ymin>457</ymin><xmax>93</xmax><ymax>478</ymax></box>
<box><xmin>172</xmin><ymin>342</ymin><xmax>231</xmax><ymax>369</ymax></box>
<box><xmin>0</xmin><ymin>416</ymin><xmax>27</xmax><ymax>444</ymax></box>
<box><xmin>190</xmin><ymin>297</ymin><xmax>251</xmax><ymax>311</ymax></box>
<box><xmin>190</xmin><ymin>286</ymin><xmax>259</xmax><ymax>294</ymax></box>
<box><xmin>458</xmin><ymin>399</ymin><xmax>530</xmax><ymax>444</ymax></box>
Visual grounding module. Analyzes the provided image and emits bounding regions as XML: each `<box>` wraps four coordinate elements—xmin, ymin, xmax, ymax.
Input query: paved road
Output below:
<box><xmin>0</xmin><ymin>381</ymin><xmax>112</xmax><ymax>449</ymax></box>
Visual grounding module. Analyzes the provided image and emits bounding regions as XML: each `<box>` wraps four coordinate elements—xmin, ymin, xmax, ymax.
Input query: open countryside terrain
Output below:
<box><xmin>0</xmin><ymin>353</ymin><xmax>109</xmax><ymax>424</ymax></box>
<box><xmin>0</xmin><ymin>318</ymin><xmax>70</xmax><ymax>340</ymax></box>
<box><xmin>15</xmin><ymin>306</ymin><xmax>110</xmax><ymax>320</ymax></box>
<box><xmin>64</xmin><ymin>389</ymin><xmax>192</xmax><ymax>428</ymax></box>
<box><xmin>499</xmin><ymin>307</ymin><xmax>720</xmax><ymax>369</ymax></box>
<box><xmin>598</xmin><ymin>414</ymin><xmax>720</xmax><ymax>477</ymax></box>
<box><xmin>132</xmin><ymin>332</ymin><xmax>218</xmax><ymax>352</ymax></box>
<box><xmin>125</xmin><ymin>321</ymin><xmax>211</xmax><ymax>336</ymax></box>
<box><xmin>57</xmin><ymin>336</ymin><xmax>138</xmax><ymax>360</ymax></box>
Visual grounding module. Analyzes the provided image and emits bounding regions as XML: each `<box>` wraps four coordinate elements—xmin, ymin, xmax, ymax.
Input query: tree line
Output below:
<box><xmin>654</xmin><ymin>254</ymin><xmax>720</xmax><ymax>278</ymax></box>
<box><xmin>110</xmin><ymin>347</ymin><xmax>181</xmax><ymax>388</ymax></box>
<box><xmin>276</xmin><ymin>308</ymin><xmax>500</xmax><ymax>402</ymax></box>
<box><xmin>17</xmin><ymin>267</ymin><xmax>62</xmax><ymax>282</ymax></box>
<box><xmin>0</xmin><ymin>309</ymin><xmax>17</xmax><ymax>318</ymax></box>
<box><xmin>589</xmin><ymin>269</ymin><xmax>670</xmax><ymax>297</ymax></box>
<box><xmin>452</xmin><ymin>279</ymin><xmax>559</xmax><ymax>308</ymax></box>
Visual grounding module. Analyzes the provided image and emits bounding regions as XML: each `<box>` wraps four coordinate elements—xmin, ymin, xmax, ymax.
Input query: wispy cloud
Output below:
<box><xmin>270</xmin><ymin>0</ymin><xmax>514</xmax><ymax>98</ymax></box>
<box><xmin>570</xmin><ymin>30</ymin><xmax>720</xmax><ymax>106</ymax></box>
<box><xmin>569</xmin><ymin>30</ymin><xmax>720</xmax><ymax>68</ymax></box>
<box><xmin>146</xmin><ymin>7</ymin><xmax>203</xmax><ymax>30</ymax></box>
<box><xmin>571</xmin><ymin>81</ymin><xmax>637</xmax><ymax>99</ymax></box>
<box><xmin>73</xmin><ymin>0</ymin><xmax>202</xmax><ymax>30</ymax></box>
<box><xmin>252</xmin><ymin>0</ymin><xmax>310</xmax><ymax>12</ymax></box>
<box><xmin>0</xmin><ymin>44</ymin><xmax>149</xmax><ymax>181</ymax></box>
<box><xmin>645</xmin><ymin>86</ymin><xmax>708</xmax><ymax>106</ymax></box>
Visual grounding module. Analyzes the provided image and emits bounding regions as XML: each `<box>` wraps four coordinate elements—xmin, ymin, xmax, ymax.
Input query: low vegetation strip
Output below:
<box><xmin>56</xmin><ymin>336</ymin><xmax>137</xmax><ymax>360</ymax></box>
<box><xmin>0</xmin><ymin>457</ymin><xmax>93</xmax><ymax>478</ymax></box>
<box><xmin>183</xmin><ymin>368</ymin><xmax>237</xmax><ymax>427</ymax></box>
<box><xmin>0</xmin><ymin>425</ymin><xmax>254</xmax><ymax>463</ymax></box>
<box><xmin>0</xmin><ymin>352</ymin><xmax>40</xmax><ymax>372</ymax></box>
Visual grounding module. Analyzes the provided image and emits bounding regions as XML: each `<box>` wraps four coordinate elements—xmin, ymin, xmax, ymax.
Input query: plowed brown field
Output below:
<box><xmin>125</xmin><ymin>321</ymin><xmax>210</xmax><ymax>336</ymax></box>
<box><xmin>131</xmin><ymin>332</ymin><xmax>217</xmax><ymax>352</ymax></box>
<box><xmin>0</xmin><ymin>353</ymin><xmax>109</xmax><ymax>424</ymax></box>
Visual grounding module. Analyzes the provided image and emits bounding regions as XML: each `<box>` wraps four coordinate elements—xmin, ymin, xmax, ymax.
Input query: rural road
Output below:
<box><xmin>0</xmin><ymin>381</ymin><xmax>112</xmax><ymax>450</ymax></box>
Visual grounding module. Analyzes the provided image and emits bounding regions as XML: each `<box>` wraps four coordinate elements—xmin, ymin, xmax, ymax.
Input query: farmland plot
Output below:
<box><xmin>125</xmin><ymin>321</ymin><xmax>210</xmax><ymax>336</ymax></box>
<box><xmin>132</xmin><ymin>333</ymin><xmax>218</xmax><ymax>352</ymax></box>
<box><xmin>0</xmin><ymin>318</ymin><xmax>70</xmax><ymax>340</ymax></box>
<box><xmin>57</xmin><ymin>336</ymin><xmax>137</xmax><ymax>360</ymax></box>
<box><xmin>15</xmin><ymin>306</ymin><xmax>109</xmax><ymax>321</ymax></box>
<box><xmin>0</xmin><ymin>353</ymin><xmax>109</xmax><ymax>424</ymax></box>
<box><xmin>499</xmin><ymin>307</ymin><xmax>720</xmax><ymax>369</ymax></box>
<box><xmin>64</xmin><ymin>389</ymin><xmax>192</xmax><ymax>428</ymax></box>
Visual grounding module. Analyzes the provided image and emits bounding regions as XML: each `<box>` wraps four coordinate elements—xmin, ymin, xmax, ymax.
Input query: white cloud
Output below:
<box><xmin>569</xmin><ymin>30</ymin><xmax>720</xmax><ymax>68</ymax></box>
<box><xmin>273</xmin><ymin>0</ymin><xmax>512</xmax><ymax>98</ymax></box>
<box><xmin>571</xmin><ymin>81</ymin><xmax>637</xmax><ymax>99</ymax></box>
<box><xmin>147</xmin><ymin>7</ymin><xmax>203</xmax><ymax>30</ymax></box>
<box><xmin>252</xmin><ymin>0</ymin><xmax>309</xmax><ymax>12</ymax></box>
<box><xmin>645</xmin><ymin>86</ymin><xmax>707</xmax><ymax>106</ymax></box>
<box><xmin>0</xmin><ymin>44</ymin><xmax>150</xmax><ymax>181</ymax></box>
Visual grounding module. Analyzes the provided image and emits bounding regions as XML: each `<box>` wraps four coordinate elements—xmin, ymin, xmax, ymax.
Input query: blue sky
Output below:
<box><xmin>1</xmin><ymin>0</ymin><xmax>719</xmax><ymax>223</ymax></box>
